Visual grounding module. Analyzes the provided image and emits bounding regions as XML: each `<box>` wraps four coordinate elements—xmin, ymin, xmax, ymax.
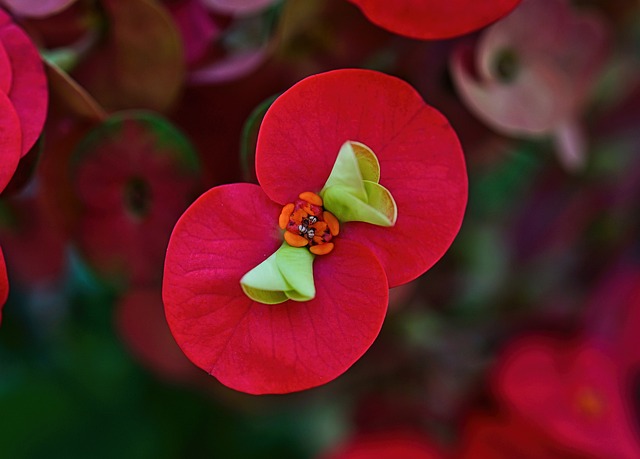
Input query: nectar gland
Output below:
<box><xmin>279</xmin><ymin>192</ymin><xmax>339</xmax><ymax>256</ymax></box>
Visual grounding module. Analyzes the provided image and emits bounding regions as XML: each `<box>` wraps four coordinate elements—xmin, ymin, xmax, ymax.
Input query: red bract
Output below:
<box><xmin>320</xmin><ymin>431</ymin><xmax>447</xmax><ymax>459</ymax></box>
<box><xmin>450</xmin><ymin>0</ymin><xmax>608</xmax><ymax>170</ymax></box>
<box><xmin>348</xmin><ymin>0</ymin><xmax>521</xmax><ymax>40</ymax></box>
<box><xmin>0</xmin><ymin>246</ymin><xmax>7</xmax><ymax>325</ymax></box>
<box><xmin>163</xmin><ymin>69</ymin><xmax>467</xmax><ymax>394</ymax></box>
<box><xmin>0</xmin><ymin>8</ymin><xmax>47</xmax><ymax>190</ymax></box>
<box><xmin>494</xmin><ymin>336</ymin><xmax>640</xmax><ymax>459</ymax></box>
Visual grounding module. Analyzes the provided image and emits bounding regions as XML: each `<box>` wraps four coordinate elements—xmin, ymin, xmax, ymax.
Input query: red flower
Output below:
<box><xmin>72</xmin><ymin>113</ymin><xmax>202</xmax><ymax>285</ymax></box>
<box><xmin>0</xmin><ymin>8</ymin><xmax>48</xmax><ymax>191</ymax></box>
<box><xmin>319</xmin><ymin>431</ymin><xmax>447</xmax><ymax>459</ymax></box>
<box><xmin>493</xmin><ymin>336</ymin><xmax>640</xmax><ymax>459</ymax></box>
<box><xmin>163</xmin><ymin>69</ymin><xmax>467</xmax><ymax>394</ymax></box>
<box><xmin>348</xmin><ymin>0</ymin><xmax>521</xmax><ymax>40</ymax></box>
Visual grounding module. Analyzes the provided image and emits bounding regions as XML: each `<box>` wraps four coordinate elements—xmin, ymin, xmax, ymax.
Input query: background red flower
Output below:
<box><xmin>348</xmin><ymin>0</ymin><xmax>521</xmax><ymax>40</ymax></box>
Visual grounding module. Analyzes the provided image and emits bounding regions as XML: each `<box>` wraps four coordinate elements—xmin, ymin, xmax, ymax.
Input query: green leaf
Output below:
<box><xmin>320</xmin><ymin>141</ymin><xmax>397</xmax><ymax>227</ymax></box>
<box><xmin>241</xmin><ymin>243</ymin><xmax>315</xmax><ymax>304</ymax></box>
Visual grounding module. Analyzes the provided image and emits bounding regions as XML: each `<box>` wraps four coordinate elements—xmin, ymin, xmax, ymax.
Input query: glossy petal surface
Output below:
<box><xmin>348</xmin><ymin>0</ymin><xmax>520</xmax><ymax>40</ymax></box>
<box><xmin>163</xmin><ymin>183</ymin><xmax>389</xmax><ymax>394</ymax></box>
<box><xmin>0</xmin><ymin>15</ymin><xmax>48</xmax><ymax>156</ymax></box>
<box><xmin>256</xmin><ymin>69</ymin><xmax>467</xmax><ymax>287</ymax></box>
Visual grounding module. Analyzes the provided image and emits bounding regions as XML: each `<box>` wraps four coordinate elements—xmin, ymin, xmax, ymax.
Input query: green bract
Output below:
<box><xmin>321</xmin><ymin>141</ymin><xmax>397</xmax><ymax>227</ymax></box>
<box><xmin>241</xmin><ymin>140</ymin><xmax>397</xmax><ymax>305</ymax></box>
<box><xmin>240</xmin><ymin>243</ymin><xmax>315</xmax><ymax>304</ymax></box>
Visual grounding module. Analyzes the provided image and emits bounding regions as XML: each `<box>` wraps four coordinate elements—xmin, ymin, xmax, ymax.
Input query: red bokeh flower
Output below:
<box><xmin>163</xmin><ymin>69</ymin><xmax>467</xmax><ymax>394</ymax></box>
<box><xmin>71</xmin><ymin>113</ymin><xmax>202</xmax><ymax>286</ymax></box>
<box><xmin>319</xmin><ymin>431</ymin><xmax>447</xmax><ymax>459</ymax></box>
<box><xmin>458</xmin><ymin>413</ymin><xmax>595</xmax><ymax>459</ymax></box>
<box><xmin>450</xmin><ymin>0</ymin><xmax>609</xmax><ymax>170</ymax></box>
<box><xmin>493</xmin><ymin>336</ymin><xmax>640</xmax><ymax>459</ymax></box>
<box><xmin>348</xmin><ymin>0</ymin><xmax>521</xmax><ymax>40</ymax></box>
<box><xmin>0</xmin><ymin>247</ymin><xmax>7</xmax><ymax>325</ymax></box>
<box><xmin>116</xmin><ymin>287</ymin><xmax>201</xmax><ymax>383</ymax></box>
<box><xmin>583</xmin><ymin>260</ymin><xmax>640</xmax><ymax>382</ymax></box>
<box><xmin>0</xmin><ymin>8</ymin><xmax>48</xmax><ymax>191</ymax></box>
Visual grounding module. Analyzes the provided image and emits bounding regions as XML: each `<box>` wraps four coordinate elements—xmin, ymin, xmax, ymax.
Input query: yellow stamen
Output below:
<box><xmin>299</xmin><ymin>191</ymin><xmax>323</xmax><ymax>206</ymax></box>
<box><xmin>284</xmin><ymin>231</ymin><xmax>309</xmax><ymax>247</ymax></box>
<box><xmin>323</xmin><ymin>211</ymin><xmax>340</xmax><ymax>236</ymax></box>
<box><xmin>278</xmin><ymin>203</ymin><xmax>294</xmax><ymax>230</ymax></box>
<box><xmin>310</xmin><ymin>243</ymin><xmax>334</xmax><ymax>255</ymax></box>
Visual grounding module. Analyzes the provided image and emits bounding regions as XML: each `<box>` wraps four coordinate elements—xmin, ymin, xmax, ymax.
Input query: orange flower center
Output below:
<box><xmin>278</xmin><ymin>192</ymin><xmax>340</xmax><ymax>256</ymax></box>
<box><xmin>574</xmin><ymin>386</ymin><xmax>605</xmax><ymax>419</ymax></box>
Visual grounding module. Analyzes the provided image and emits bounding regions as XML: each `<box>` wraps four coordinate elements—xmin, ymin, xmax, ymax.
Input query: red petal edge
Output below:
<box><xmin>163</xmin><ymin>183</ymin><xmax>389</xmax><ymax>394</ymax></box>
<box><xmin>256</xmin><ymin>69</ymin><xmax>467</xmax><ymax>287</ymax></box>
<box><xmin>0</xmin><ymin>91</ymin><xmax>22</xmax><ymax>193</ymax></box>
<box><xmin>0</xmin><ymin>20</ymin><xmax>48</xmax><ymax>156</ymax></box>
<box><xmin>348</xmin><ymin>0</ymin><xmax>521</xmax><ymax>40</ymax></box>
<box><xmin>0</xmin><ymin>246</ymin><xmax>8</xmax><ymax>325</ymax></box>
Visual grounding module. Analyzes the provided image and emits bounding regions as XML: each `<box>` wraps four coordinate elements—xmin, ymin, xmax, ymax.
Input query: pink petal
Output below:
<box><xmin>348</xmin><ymin>0</ymin><xmax>521</xmax><ymax>40</ymax></box>
<box><xmin>1</xmin><ymin>0</ymin><xmax>77</xmax><ymax>18</ymax></box>
<box><xmin>0</xmin><ymin>91</ymin><xmax>22</xmax><ymax>192</ymax></box>
<box><xmin>188</xmin><ymin>48</ymin><xmax>268</xmax><ymax>85</ymax></box>
<box><xmin>167</xmin><ymin>0</ymin><xmax>220</xmax><ymax>65</ymax></box>
<box><xmin>0</xmin><ymin>20</ymin><xmax>48</xmax><ymax>156</ymax></box>
<box><xmin>256</xmin><ymin>69</ymin><xmax>467</xmax><ymax>287</ymax></box>
<box><xmin>552</xmin><ymin>120</ymin><xmax>586</xmax><ymax>171</ymax></box>
<box><xmin>0</xmin><ymin>245</ymin><xmax>7</xmax><ymax>325</ymax></box>
<box><xmin>451</xmin><ymin>44</ymin><xmax>570</xmax><ymax>135</ymax></box>
<box><xmin>200</xmin><ymin>0</ymin><xmax>277</xmax><ymax>15</ymax></box>
<box><xmin>452</xmin><ymin>0</ymin><xmax>609</xmax><ymax>137</ymax></box>
<box><xmin>163</xmin><ymin>183</ymin><xmax>389</xmax><ymax>394</ymax></box>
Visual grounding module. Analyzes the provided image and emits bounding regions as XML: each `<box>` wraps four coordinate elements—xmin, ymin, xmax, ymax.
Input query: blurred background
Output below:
<box><xmin>1</xmin><ymin>0</ymin><xmax>640</xmax><ymax>457</ymax></box>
